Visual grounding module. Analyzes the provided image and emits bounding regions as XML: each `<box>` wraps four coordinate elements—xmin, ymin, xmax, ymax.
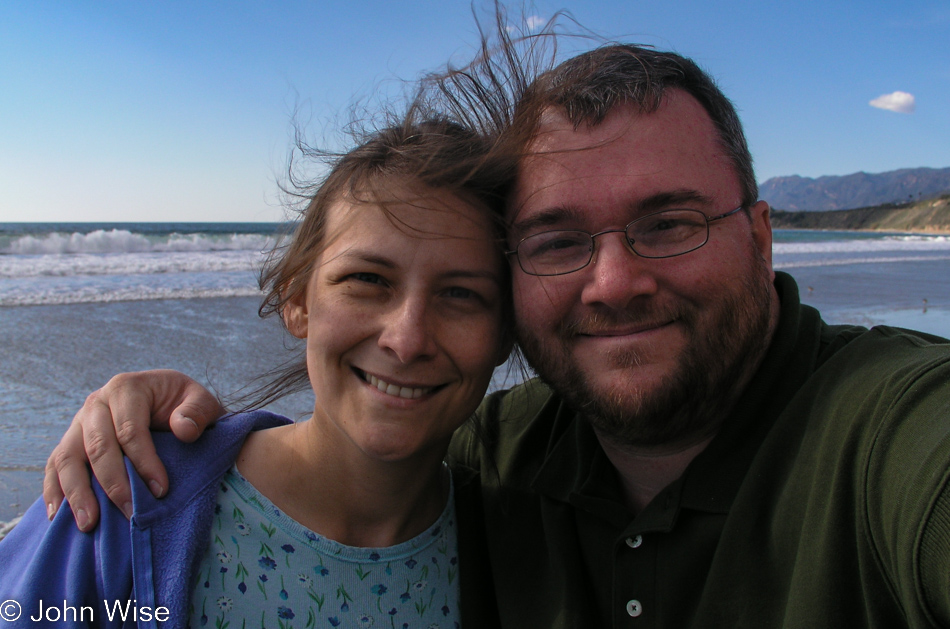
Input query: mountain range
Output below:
<box><xmin>759</xmin><ymin>167</ymin><xmax>950</xmax><ymax>212</ymax></box>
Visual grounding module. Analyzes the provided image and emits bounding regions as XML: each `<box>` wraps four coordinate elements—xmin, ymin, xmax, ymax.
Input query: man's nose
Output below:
<box><xmin>580</xmin><ymin>232</ymin><xmax>659</xmax><ymax>307</ymax></box>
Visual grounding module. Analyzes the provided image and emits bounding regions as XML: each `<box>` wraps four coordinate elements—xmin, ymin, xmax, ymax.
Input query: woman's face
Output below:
<box><xmin>284</xmin><ymin>184</ymin><xmax>510</xmax><ymax>465</ymax></box>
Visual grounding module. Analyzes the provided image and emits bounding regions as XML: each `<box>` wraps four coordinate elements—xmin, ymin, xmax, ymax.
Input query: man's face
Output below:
<box><xmin>509</xmin><ymin>90</ymin><xmax>779</xmax><ymax>449</ymax></box>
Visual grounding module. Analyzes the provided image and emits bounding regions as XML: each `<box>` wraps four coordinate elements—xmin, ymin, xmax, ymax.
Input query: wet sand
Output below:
<box><xmin>0</xmin><ymin>297</ymin><xmax>312</xmax><ymax>523</ymax></box>
<box><xmin>1</xmin><ymin>262</ymin><xmax>948</xmax><ymax>524</ymax></box>
<box><xmin>787</xmin><ymin>261</ymin><xmax>950</xmax><ymax>335</ymax></box>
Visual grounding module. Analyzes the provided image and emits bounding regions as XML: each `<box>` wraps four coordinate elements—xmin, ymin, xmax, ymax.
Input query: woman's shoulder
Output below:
<box><xmin>149</xmin><ymin>410</ymin><xmax>293</xmax><ymax>510</ymax></box>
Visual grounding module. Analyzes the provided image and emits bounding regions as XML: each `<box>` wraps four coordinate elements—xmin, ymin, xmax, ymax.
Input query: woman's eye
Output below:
<box><xmin>349</xmin><ymin>272</ymin><xmax>384</xmax><ymax>285</ymax></box>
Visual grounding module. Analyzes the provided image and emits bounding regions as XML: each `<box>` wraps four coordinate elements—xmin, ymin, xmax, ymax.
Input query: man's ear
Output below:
<box><xmin>749</xmin><ymin>200</ymin><xmax>775</xmax><ymax>281</ymax></box>
<box><xmin>283</xmin><ymin>290</ymin><xmax>309</xmax><ymax>339</ymax></box>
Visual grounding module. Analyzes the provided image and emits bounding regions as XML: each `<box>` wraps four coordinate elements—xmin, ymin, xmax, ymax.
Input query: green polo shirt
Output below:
<box><xmin>448</xmin><ymin>272</ymin><xmax>950</xmax><ymax>628</ymax></box>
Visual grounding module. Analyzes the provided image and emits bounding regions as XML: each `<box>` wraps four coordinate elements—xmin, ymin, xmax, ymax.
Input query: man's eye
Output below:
<box><xmin>635</xmin><ymin>215</ymin><xmax>704</xmax><ymax>238</ymax></box>
<box><xmin>544</xmin><ymin>238</ymin><xmax>585</xmax><ymax>251</ymax></box>
<box><xmin>643</xmin><ymin>218</ymin><xmax>684</xmax><ymax>232</ymax></box>
<box><xmin>445</xmin><ymin>286</ymin><xmax>475</xmax><ymax>299</ymax></box>
<box><xmin>526</xmin><ymin>233</ymin><xmax>588</xmax><ymax>257</ymax></box>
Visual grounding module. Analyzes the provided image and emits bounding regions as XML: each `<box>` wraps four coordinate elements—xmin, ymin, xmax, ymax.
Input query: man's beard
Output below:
<box><xmin>515</xmin><ymin>257</ymin><xmax>776</xmax><ymax>448</ymax></box>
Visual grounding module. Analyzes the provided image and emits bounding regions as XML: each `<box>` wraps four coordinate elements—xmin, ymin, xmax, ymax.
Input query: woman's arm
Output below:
<box><xmin>43</xmin><ymin>370</ymin><xmax>223</xmax><ymax>531</ymax></box>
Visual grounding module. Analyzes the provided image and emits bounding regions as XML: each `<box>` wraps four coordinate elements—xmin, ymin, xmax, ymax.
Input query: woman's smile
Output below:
<box><xmin>354</xmin><ymin>367</ymin><xmax>444</xmax><ymax>400</ymax></box>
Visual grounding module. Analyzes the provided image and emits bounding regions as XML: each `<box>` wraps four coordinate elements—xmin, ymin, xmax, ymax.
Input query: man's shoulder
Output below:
<box><xmin>480</xmin><ymin>378</ymin><xmax>559</xmax><ymax>422</ymax></box>
<box><xmin>449</xmin><ymin>378</ymin><xmax>570</xmax><ymax>470</ymax></box>
<box><xmin>786</xmin><ymin>322</ymin><xmax>950</xmax><ymax>451</ymax></box>
<box><xmin>816</xmin><ymin>322</ymin><xmax>950</xmax><ymax>378</ymax></box>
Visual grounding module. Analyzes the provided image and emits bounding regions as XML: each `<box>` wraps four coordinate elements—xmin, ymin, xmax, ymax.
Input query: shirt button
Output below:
<box><xmin>626</xmin><ymin>599</ymin><xmax>643</xmax><ymax>617</ymax></box>
<box><xmin>625</xmin><ymin>535</ymin><xmax>643</xmax><ymax>548</ymax></box>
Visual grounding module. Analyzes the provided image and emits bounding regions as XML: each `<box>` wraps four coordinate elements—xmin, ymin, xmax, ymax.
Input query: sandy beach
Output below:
<box><xmin>783</xmin><ymin>259</ymin><xmax>950</xmax><ymax>334</ymax></box>
<box><xmin>0</xmin><ymin>295</ymin><xmax>528</xmax><ymax>525</ymax></box>
<box><xmin>1</xmin><ymin>259</ymin><xmax>949</xmax><ymax>527</ymax></box>
<box><xmin>0</xmin><ymin>297</ymin><xmax>313</xmax><ymax>524</ymax></box>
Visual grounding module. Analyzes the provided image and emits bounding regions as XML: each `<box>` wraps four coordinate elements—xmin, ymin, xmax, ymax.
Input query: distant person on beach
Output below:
<box><xmin>39</xmin><ymin>30</ymin><xmax>950</xmax><ymax>628</ymax></box>
<box><xmin>0</xmin><ymin>118</ymin><xmax>514</xmax><ymax>627</ymax></box>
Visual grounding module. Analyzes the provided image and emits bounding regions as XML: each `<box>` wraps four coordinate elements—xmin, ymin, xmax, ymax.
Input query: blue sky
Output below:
<box><xmin>2</xmin><ymin>1</ymin><xmax>948</xmax><ymax>223</ymax></box>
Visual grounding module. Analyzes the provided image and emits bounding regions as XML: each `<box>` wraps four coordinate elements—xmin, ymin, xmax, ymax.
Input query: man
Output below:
<box><xmin>44</xmin><ymin>45</ymin><xmax>950</xmax><ymax>627</ymax></box>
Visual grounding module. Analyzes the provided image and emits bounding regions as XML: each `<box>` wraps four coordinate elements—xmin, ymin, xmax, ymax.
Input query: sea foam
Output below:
<box><xmin>0</xmin><ymin>227</ymin><xmax>275</xmax><ymax>305</ymax></box>
<box><xmin>0</xmin><ymin>250</ymin><xmax>266</xmax><ymax>279</ymax></box>
<box><xmin>773</xmin><ymin>234</ymin><xmax>950</xmax><ymax>255</ymax></box>
<box><xmin>3</xmin><ymin>229</ymin><xmax>273</xmax><ymax>256</ymax></box>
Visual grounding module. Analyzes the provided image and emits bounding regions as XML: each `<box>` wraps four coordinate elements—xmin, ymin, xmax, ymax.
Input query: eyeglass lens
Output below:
<box><xmin>516</xmin><ymin>209</ymin><xmax>712</xmax><ymax>276</ymax></box>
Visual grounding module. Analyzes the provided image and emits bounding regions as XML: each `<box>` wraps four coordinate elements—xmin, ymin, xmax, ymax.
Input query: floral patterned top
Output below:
<box><xmin>188</xmin><ymin>465</ymin><xmax>460</xmax><ymax>629</ymax></box>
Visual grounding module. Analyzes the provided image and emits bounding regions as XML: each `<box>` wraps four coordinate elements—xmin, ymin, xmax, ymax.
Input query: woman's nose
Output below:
<box><xmin>377</xmin><ymin>297</ymin><xmax>438</xmax><ymax>363</ymax></box>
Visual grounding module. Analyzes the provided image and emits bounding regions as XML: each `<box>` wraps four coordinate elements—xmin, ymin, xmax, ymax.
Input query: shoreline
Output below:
<box><xmin>769</xmin><ymin>197</ymin><xmax>950</xmax><ymax>234</ymax></box>
<box><xmin>0</xmin><ymin>516</ymin><xmax>21</xmax><ymax>541</ymax></box>
<box><xmin>0</xmin><ymin>296</ymin><xmax>313</xmax><ymax>525</ymax></box>
<box><xmin>775</xmin><ymin>226</ymin><xmax>950</xmax><ymax>236</ymax></box>
<box><xmin>0</xmin><ymin>295</ymin><xmax>529</xmax><ymax>525</ymax></box>
<box><xmin>2</xmin><ymin>260</ymin><xmax>950</xmax><ymax>525</ymax></box>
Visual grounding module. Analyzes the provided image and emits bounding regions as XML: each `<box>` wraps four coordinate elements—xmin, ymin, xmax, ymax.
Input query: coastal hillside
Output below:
<box><xmin>769</xmin><ymin>194</ymin><xmax>950</xmax><ymax>233</ymax></box>
<box><xmin>760</xmin><ymin>167</ymin><xmax>950</xmax><ymax>211</ymax></box>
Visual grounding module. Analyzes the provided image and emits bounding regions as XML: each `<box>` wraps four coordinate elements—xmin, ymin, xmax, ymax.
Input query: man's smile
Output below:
<box><xmin>575</xmin><ymin>319</ymin><xmax>677</xmax><ymax>338</ymax></box>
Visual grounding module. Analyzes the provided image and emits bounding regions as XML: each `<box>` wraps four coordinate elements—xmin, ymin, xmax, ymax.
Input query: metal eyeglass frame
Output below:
<box><xmin>506</xmin><ymin>205</ymin><xmax>745</xmax><ymax>277</ymax></box>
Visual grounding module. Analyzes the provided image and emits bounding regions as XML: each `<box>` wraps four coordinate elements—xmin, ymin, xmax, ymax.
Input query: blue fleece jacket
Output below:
<box><xmin>0</xmin><ymin>410</ymin><xmax>289</xmax><ymax>628</ymax></box>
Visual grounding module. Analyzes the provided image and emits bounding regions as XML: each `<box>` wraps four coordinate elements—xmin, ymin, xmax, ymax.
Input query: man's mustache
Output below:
<box><xmin>559</xmin><ymin>304</ymin><xmax>687</xmax><ymax>338</ymax></box>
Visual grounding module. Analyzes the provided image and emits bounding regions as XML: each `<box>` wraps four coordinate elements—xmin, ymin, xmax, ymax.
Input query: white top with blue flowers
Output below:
<box><xmin>188</xmin><ymin>465</ymin><xmax>461</xmax><ymax>629</ymax></box>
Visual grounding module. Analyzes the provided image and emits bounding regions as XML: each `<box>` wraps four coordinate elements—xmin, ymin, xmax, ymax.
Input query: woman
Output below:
<box><xmin>0</xmin><ymin>119</ymin><xmax>513</xmax><ymax>628</ymax></box>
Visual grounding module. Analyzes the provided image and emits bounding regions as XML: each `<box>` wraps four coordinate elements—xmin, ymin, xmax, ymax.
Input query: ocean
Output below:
<box><xmin>2</xmin><ymin>222</ymin><xmax>950</xmax><ymax>523</ymax></box>
<box><xmin>0</xmin><ymin>222</ymin><xmax>284</xmax><ymax>307</ymax></box>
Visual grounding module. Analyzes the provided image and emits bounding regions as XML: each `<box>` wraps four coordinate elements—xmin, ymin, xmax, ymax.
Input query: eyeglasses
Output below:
<box><xmin>506</xmin><ymin>206</ymin><xmax>744</xmax><ymax>277</ymax></box>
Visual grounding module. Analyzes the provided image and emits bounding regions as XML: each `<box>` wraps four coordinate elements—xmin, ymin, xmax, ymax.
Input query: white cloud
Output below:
<box><xmin>505</xmin><ymin>15</ymin><xmax>546</xmax><ymax>34</ymax></box>
<box><xmin>526</xmin><ymin>15</ymin><xmax>546</xmax><ymax>31</ymax></box>
<box><xmin>869</xmin><ymin>91</ymin><xmax>916</xmax><ymax>113</ymax></box>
